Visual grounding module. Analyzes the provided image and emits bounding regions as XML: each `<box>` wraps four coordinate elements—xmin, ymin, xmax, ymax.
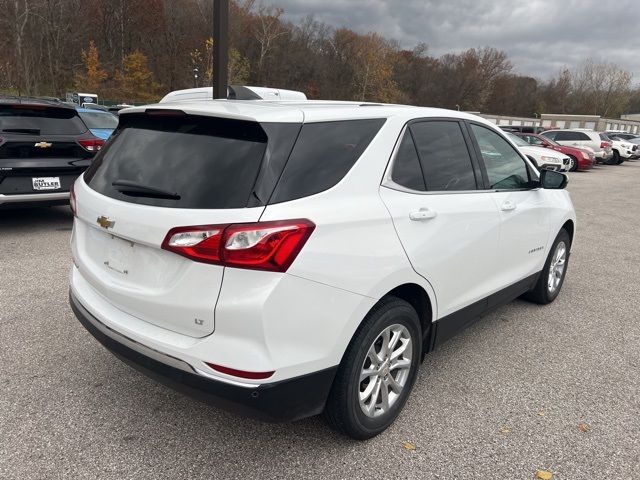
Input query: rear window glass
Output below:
<box><xmin>79</xmin><ymin>111</ymin><xmax>118</xmax><ymax>130</ymax></box>
<box><xmin>84</xmin><ymin>114</ymin><xmax>269</xmax><ymax>209</ymax></box>
<box><xmin>0</xmin><ymin>106</ymin><xmax>87</xmax><ymax>135</ymax></box>
<box><xmin>270</xmin><ymin>119</ymin><xmax>385</xmax><ymax>203</ymax></box>
<box><xmin>410</xmin><ymin>121</ymin><xmax>477</xmax><ymax>191</ymax></box>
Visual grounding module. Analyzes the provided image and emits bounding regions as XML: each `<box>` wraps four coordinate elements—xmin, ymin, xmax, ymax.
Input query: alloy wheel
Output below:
<box><xmin>547</xmin><ymin>241</ymin><xmax>567</xmax><ymax>293</ymax></box>
<box><xmin>359</xmin><ymin>324</ymin><xmax>413</xmax><ymax>418</ymax></box>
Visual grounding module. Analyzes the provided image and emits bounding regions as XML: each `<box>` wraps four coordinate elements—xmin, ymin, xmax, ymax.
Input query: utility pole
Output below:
<box><xmin>213</xmin><ymin>0</ymin><xmax>229</xmax><ymax>99</ymax></box>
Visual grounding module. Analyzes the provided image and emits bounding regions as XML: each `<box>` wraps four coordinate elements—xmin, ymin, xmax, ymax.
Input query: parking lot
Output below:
<box><xmin>1</xmin><ymin>162</ymin><xmax>639</xmax><ymax>479</ymax></box>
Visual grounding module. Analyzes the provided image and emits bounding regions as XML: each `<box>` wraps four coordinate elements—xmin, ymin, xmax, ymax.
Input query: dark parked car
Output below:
<box><xmin>0</xmin><ymin>97</ymin><xmax>104</xmax><ymax>207</ymax></box>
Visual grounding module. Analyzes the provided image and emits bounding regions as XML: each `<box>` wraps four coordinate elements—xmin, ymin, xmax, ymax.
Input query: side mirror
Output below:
<box><xmin>540</xmin><ymin>169</ymin><xmax>568</xmax><ymax>189</ymax></box>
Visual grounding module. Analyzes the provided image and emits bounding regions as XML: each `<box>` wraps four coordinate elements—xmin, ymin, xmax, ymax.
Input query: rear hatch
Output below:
<box><xmin>0</xmin><ymin>104</ymin><xmax>93</xmax><ymax>194</ymax></box>
<box><xmin>73</xmin><ymin>110</ymin><xmax>300</xmax><ymax>337</ymax></box>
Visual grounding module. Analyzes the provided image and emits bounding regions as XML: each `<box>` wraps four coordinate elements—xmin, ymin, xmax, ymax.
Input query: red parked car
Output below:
<box><xmin>515</xmin><ymin>133</ymin><xmax>595</xmax><ymax>171</ymax></box>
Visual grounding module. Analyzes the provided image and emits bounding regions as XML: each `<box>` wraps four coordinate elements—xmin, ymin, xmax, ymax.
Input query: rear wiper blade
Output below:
<box><xmin>112</xmin><ymin>179</ymin><xmax>180</xmax><ymax>200</ymax></box>
<box><xmin>2</xmin><ymin>128</ymin><xmax>41</xmax><ymax>134</ymax></box>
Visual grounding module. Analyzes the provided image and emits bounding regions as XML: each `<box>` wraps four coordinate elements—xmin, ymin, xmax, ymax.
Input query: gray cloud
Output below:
<box><xmin>273</xmin><ymin>0</ymin><xmax>638</xmax><ymax>80</ymax></box>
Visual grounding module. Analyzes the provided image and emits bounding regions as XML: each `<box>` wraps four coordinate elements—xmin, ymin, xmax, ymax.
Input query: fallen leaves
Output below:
<box><xmin>499</xmin><ymin>427</ymin><xmax>511</xmax><ymax>434</ymax></box>
<box><xmin>578</xmin><ymin>422</ymin><xmax>590</xmax><ymax>432</ymax></box>
<box><xmin>402</xmin><ymin>441</ymin><xmax>416</xmax><ymax>451</ymax></box>
<box><xmin>537</xmin><ymin>411</ymin><xmax>545</xmax><ymax>417</ymax></box>
<box><xmin>535</xmin><ymin>469</ymin><xmax>553</xmax><ymax>480</ymax></box>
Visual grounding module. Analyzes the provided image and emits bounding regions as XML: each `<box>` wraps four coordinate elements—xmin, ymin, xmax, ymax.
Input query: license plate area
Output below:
<box><xmin>104</xmin><ymin>235</ymin><xmax>135</xmax><ymax>276</ymax></box>
<box><xmin>32</xmin><ymin>177</ymin><xmax>61</xmax><ymax>191</ymax></box>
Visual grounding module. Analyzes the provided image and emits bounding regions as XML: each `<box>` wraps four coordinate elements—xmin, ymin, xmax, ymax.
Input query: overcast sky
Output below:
<box><xmin>275</xmin><ymin>0</ymin><xmax>638</xmax><ymax>81</ymax></box>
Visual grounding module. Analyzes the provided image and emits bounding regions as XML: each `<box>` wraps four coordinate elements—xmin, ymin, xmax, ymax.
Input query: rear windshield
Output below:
<box><xmin>84</xmin><ymin>113</ymin><xmax>270</xmax><ymax>209</ymax></box>
<box><xmin>0</xmin><ymin>105</ymin><xmax>87</xmax><ymax>135</ymax></box>
<box><xmin>79</xmin><ymin>111</ymin><xmax>118</xmax><ymax>130</ymax></box>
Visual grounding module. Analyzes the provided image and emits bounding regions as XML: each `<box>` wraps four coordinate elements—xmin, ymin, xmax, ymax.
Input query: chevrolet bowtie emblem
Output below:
<box><xmin>97</xmin><ymin>216</ymin><xmax>115</xmax><ymax>229</ymax></box>
<box><xmin>34</xmin><ymin>141</ymin><xmax>52</xmax><ymax>148</ymax></box>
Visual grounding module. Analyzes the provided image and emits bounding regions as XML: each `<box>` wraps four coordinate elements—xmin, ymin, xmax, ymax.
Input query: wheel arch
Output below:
<box><xmin>561</xmin><ymin>219</ymin><xmax>575</xmax><ymax>245</ymax></box>
<box><xmin>377</xmin><ymin>283</ymin><xmax>436</xmax><ymax>357</ymax></box>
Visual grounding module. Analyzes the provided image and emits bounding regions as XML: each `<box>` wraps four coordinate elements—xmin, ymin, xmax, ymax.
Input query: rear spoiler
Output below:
<box><xmin>159</xmin><ymin>85</ymin><xmax>307</xmax><ymax>103</ymax></box>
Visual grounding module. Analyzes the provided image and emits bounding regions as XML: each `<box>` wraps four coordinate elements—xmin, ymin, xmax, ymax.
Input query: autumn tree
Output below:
<box><xmin>74</xmin><ymin>41</ymin><xmax>108</xmax><ymax>92</ymax></box>
<box><xmin>115</xmin><ymin>50</ymin><xmax>162</xmax><ymax>103</ymax></box>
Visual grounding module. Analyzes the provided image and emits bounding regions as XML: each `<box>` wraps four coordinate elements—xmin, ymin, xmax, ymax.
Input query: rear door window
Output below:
<box><xmin>85</xmin><ymin>113</ymin><xmax>272</xmax><ymax>209</ymax></box>
<box><xmin>0</xmin><ymin>105</ymin><xmax>87</xmax><ymax>135</ymax></box>
<box><xmin>269</xmin><ymin>119</ymin><xmax>385</xmax><ymax>203</ymax></box>
<box><xmin>409</xmin><ymin>120</ymin><xmax>478</xmax><ymax>191</ymax></box>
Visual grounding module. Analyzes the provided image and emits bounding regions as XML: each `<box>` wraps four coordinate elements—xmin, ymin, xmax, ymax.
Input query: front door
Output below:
<box><xmin>467</xmin><ymin>123</ymin><xmax>551</xmax><ymax>288</ymax></box>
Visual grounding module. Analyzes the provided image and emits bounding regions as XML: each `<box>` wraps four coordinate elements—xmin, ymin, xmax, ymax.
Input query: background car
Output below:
<box><xmin>604</xmin><ymin>131</ymin><xmax>638</xmax><ymax>141</ymax></box>
<box><xmin>601</xmin><ymin>132</ymin><xmax>635</xmax><ymax>164</ymax></box>
<box><xmin>515</xmin><ymin>132</ymin><xmax>594</xmax><ymax>171</ymax></box>
<box><xmin>76</xmin><ymin>108</ymin><xmax>118</xmax><ymax>140</ymax></box>
<box><xmin>0</xmin><ymin>97</ymin><xmax>103</xmax><ymax>207</ymax></box>
<box><xmin>606</xmin><ymin>132</ymin><xmax>639</xmax><ymax>160</ymax></box>
<box><xmin>506</xmin><ymin>133</ymin><xmax>570</xmax><ymax>171</ymax></box>
<box><xmin>541</xmin><ymin>129</ymin><xmax>614</xmax><ymax>164</ymax></box>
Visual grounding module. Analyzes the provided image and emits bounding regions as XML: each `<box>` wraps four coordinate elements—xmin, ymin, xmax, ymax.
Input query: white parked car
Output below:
<box><xmin>604</xmin><ymin>133</ymin><xmax>638</xmax><ymax>162</ymax></box>
<box><xmin>506</xmin><ymin>133</ymin><xmax>570</xmax><ymax>171</ymax></box>
<box><xmin>541</xmin><ymin>129</ymin><xmax>614</xmax><ymax>164</ymax></box>
<box><xmin>69</xmin><ymin>101</ymin><xmax>576</xmax><ymax>439</ymax></box>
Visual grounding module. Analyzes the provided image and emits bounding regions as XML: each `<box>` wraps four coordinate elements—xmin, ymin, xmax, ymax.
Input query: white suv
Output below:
<box><xmin>541</xmin><ymin>129</ymin><xmax>614</xmax><ymax>164</ymax></box>
<box><xmin>69</xmin><ymin>101</ymin><xmax>576</xmax><ymax>439</ymax></box>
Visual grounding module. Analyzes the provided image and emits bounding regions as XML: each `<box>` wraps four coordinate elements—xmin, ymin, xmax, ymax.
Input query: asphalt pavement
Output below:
<box><xmin>1</xmin><ymin>162</ymin><xmax>639</xmax><ymax>479</ymax></box>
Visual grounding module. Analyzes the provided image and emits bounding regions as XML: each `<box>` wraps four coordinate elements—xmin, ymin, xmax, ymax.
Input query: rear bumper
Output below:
<box><xmin>69</xmin><ymin>290</ymin><xmax>337</xmax><ymax>422</ymax></box>
<box><xmin>0</xmin><ymin>191</ymin><xmax>69</xmax><ymax>206</ymax></box>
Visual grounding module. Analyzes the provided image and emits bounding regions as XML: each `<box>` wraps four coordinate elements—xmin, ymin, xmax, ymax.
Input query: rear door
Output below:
<box><xmin>379</xmin><ymin>119</ymin><xmax>502</xmax><ymax>319</ymax></box>
<box><xmin>73</xmin><ymin>112</ymin><xmax>300</xmax><ymax>338</ymax></box>
<box><xmin>467</xmin><ymin>123</ymin><xmax>551</xmax><ymax>287</ymax></box>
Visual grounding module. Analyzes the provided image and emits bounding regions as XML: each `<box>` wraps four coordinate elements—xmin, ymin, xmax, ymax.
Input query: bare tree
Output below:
<box><xmin>252</xmin><ymin>4</ymin><xmax>288</xmax><ymax>84</ymax></box>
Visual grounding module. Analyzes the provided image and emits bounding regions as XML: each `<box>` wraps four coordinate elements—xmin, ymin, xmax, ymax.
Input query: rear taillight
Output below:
<box><xmin>161</xmin><ymin>219</ymin><xmax>316</xmax><ymax>272</ymax></box>
<box><xmin>69</xmin><ymin>181</ymin><xmax>77</xmax><ymax>216</ymax></box>
<box><xmin>600</xmin><ymin>141</ymin><xmax>609</xmax><ymax>148</ymax></box>
<box><xmin>78</xmin><ymin>138</ymin><xmax>105</xmax><ymax>152</ymax></box>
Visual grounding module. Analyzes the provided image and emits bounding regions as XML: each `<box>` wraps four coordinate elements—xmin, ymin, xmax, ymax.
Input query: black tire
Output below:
<box><xmin>609</xmin><ymin>150</ymin><xmax>620</xmax><ymax>165</ymax></box>
<box><xmin>323</xmin><ymin>297</ymin><xmax>422</xmax><ymax>440</ymax></box>
<box><xmin>522</xmin><ymin>229</ymin><xmax>571</xmax><ymax>305</ymax></box>
<box><xmin>567</xmin><ymin>155</ymin><xmax>578</xmax><ymax>172</ymax></box>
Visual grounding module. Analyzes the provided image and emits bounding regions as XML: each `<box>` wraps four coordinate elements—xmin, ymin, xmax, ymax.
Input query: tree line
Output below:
<box><xmin>1</xmin><ymin>0</ymin><xmax>638</xmax><ymax>117</ymax></box>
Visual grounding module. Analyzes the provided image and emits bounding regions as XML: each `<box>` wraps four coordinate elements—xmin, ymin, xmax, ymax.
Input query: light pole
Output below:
<box><xmin>213</xmin><ymin>0</ymin><xmax>229</xmax><ymax>99</ymax></box>
<box><xmin>193</xmin><ymin>67</ymin><xmax>199</xmax><ymax>88</ymax></box>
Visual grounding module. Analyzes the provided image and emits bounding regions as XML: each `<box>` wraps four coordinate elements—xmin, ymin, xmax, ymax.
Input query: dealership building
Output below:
<box><xmin>479</xmin><ymin>113</ymin><xmax>640</xmax><ymax>134</ymax></box>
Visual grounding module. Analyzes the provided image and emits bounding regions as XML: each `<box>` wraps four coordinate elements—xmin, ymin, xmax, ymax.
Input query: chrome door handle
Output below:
<box><xmin>409</xmin><ymin>208</ymin><xmax>437</xmax><ymax>221</ymax></box>
<box><xmin>501</xmin><ymin>201</ymin><xmax>517</xmax><ymax>211</ymax></box>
